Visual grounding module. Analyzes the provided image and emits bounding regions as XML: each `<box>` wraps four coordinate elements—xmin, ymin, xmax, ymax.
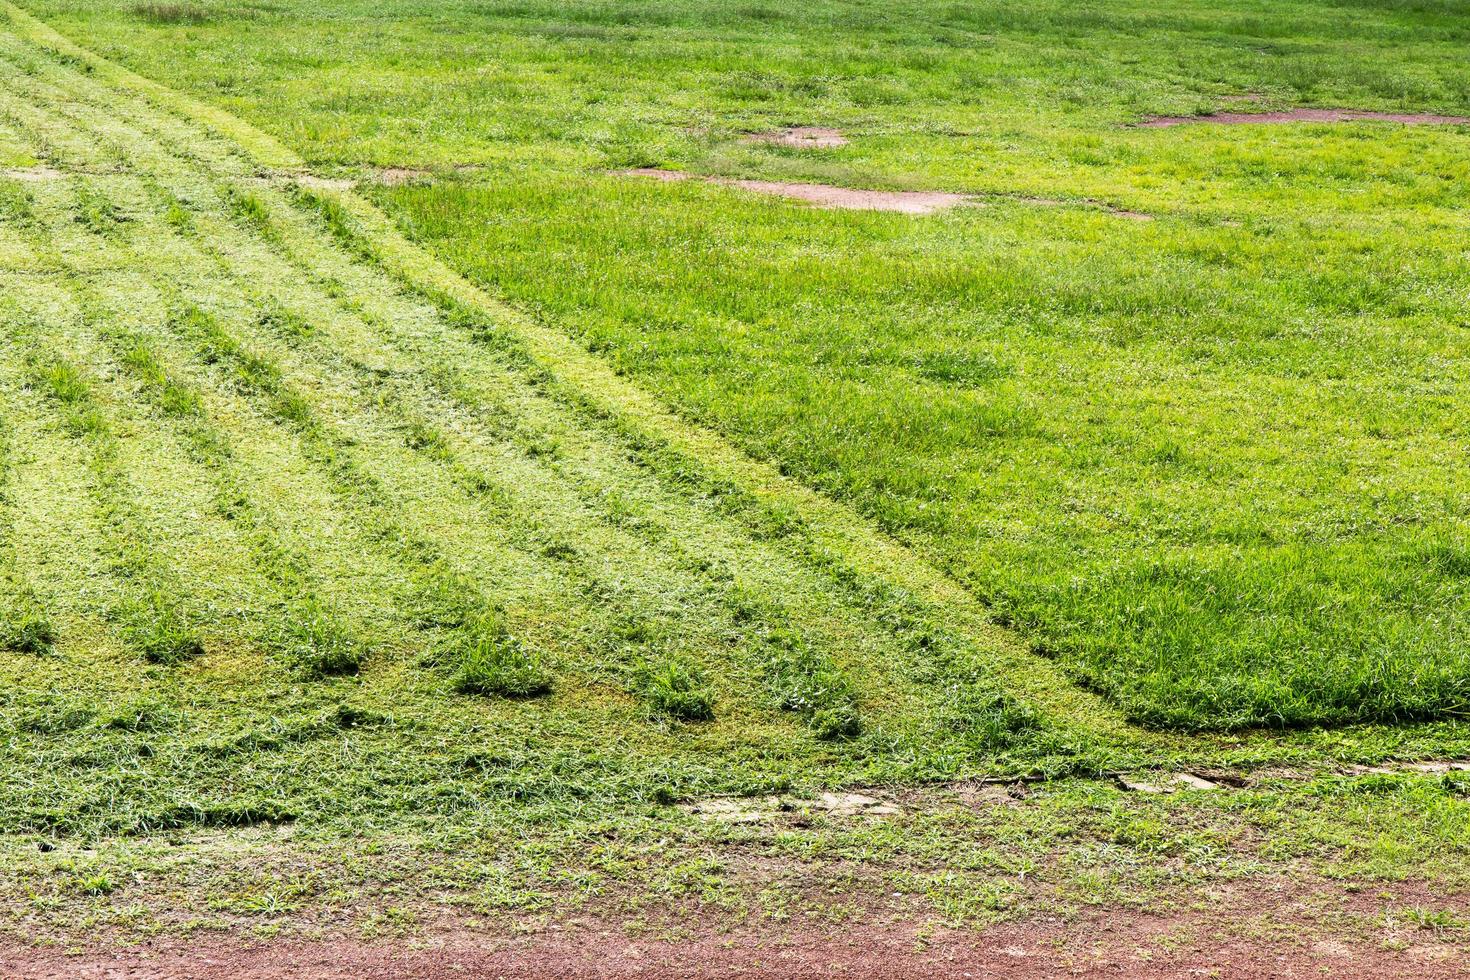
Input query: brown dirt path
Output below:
<box><xmin>5</xmin><ymin>889</ymin><xmax>1465</xmax><ymax>980</ymax></box>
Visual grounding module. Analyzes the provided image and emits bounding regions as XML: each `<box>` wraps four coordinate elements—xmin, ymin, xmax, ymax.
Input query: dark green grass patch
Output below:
<box><xmin>636</xmin><ymin>656</ymin><xmax>714</xmax><ymax>721</ymax></box>
<box><xmin>446</xmin><ymin>615</ymin><xmax>552</xmax><ymax>699</ymax></box>
<box><xmin>275</xmin><ymin>597</ymin><xmax>364</xmax><ymax>677</ymax></box>
<box><xmin>0</xmin><ymin>601</ymin><xmax>56</xmax><ymax>654</ymax></box>
<box><xmin>118</xmin><ymin>589</ymin><xmax>204</xmax><ymax>665</ymax></box>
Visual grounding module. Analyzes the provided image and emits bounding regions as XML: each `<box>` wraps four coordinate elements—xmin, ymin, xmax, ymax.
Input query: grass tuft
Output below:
<box><xmin>637</xmin><ymin>658</ymin><xmax>715</xmax><ymax>721</ymax></box>
<box><xmin>132</xmin><ymin>3</ymin><xmax>212</xmax><ymax>25</ymax></box>
<box><xmin>121</xmin><ymin>591</ymin><xmax>204</xmax><ymax>665</ymax></box>
<box><xmin>764</xmin><ymin>628</ymin><xmax>861</xmax><ymax>740</ymax></box>
<box><xmin>278</xmin><ymin>598</ymin><xmax>364</xmax><ymax>677</ymax></box>
<box><xmin>942</xmin><ymin>686</ymin><xmax>1043</xmax><ymax>752</ymax></box>
<box><xmin>0</xmin><ymin>180</ymin><xmax>34</xmax><ymax>226</ymax></box>
<box><xmin>448</xmin><ymin>616</ymin><xmax>552</xmax><ymax>699</ymax></box>
<box><xmin>0</xmin><ymin>603</ymin><xmax>57</xmax><ymax>654</ymax></box>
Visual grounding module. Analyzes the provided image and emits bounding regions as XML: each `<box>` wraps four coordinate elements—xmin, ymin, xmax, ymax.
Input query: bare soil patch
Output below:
<box><xmin>5</xmin><ymin>881</ymin><xmax>1464</xmax><ymax>979</ymax></box>
<box><xmin>742</xmin><ymin>126</ymin><xmax>849</xmax><ymax>148</ymax></box>
<box><xmin>620</xmin><ymin>170</ymin><xmax>1162</xmax><ymax>220</ymax></box>
<box><xmin>1139</xmin><ymin>108</ymin><xmax>1470</xmax><ymax>127</ymax></box>
<box><xmin>620</xmin><ymin>168</ymin><xmax>970</xmax><ymax>214</ymax></box>
<box><xmin>1</xmin><ymin>166</ymin><xmax>63</xmax><ymax>182</ymax></box>
<box><xmin>682</xmin><ymin>790</ymin><xmax>902</xmax><ymax>823</ymax></box>
<box><xmin>374</xmin><ymin>166</ymin><xmax>432</xmax><ymax>186</ymax></box>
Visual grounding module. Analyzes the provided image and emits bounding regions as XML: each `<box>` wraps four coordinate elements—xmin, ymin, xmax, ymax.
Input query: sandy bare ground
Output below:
<box><xmin>1139</xmin><ymin>108</ymin><xmax>1470</xmax><ymax>127</ymax></box>
<box><xmin>620</xmin><ymin>168</ymin><xmax>971</xmax><ymax>213</ymax></box>
<box><xmin>5</xmin><ymin>891</ymin><xmax>1465</xmax><ymax>980</ymax></box>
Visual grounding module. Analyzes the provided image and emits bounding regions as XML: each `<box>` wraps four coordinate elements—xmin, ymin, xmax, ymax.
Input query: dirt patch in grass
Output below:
<box><xmin>682</xmin><ymin>790</ymin><xmax>902</xmax><ymax>823</ymax></box>
<box><xmin>742</xmin><ymin>127</ymin><xmax>850</xmax><ymax>148</ymax></box>
<box><xmin>373</xmin><ymin>167</ymin><xmax>432</xmax><ymax>186</ymax></box>
<box><xmin>1139</xmin><ymin>108</ymin><xmax>1470</xmax><ymax>127</ymax></box>
<box><xmin>2</xmin><ymin>166</ymin><xmax>63</xmax><ymax>182</ymax></box>
<box><xmin>619</xmin><ymin>170</ymin><xmax>1160</xmax><ymax>219</ymax></box>
<box><xmin>620</xmin><ymin>168</ymin><xmax>971</xmax><ymax>214</ymax></box>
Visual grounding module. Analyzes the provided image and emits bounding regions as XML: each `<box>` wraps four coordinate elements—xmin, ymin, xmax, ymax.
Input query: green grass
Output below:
<box><xmin>2</xmin><ymin>0</ymin><xmax>1470</xmax><ymax>947</ymax></box>
<box><xmin>16</xmin><ymin>0</ymin><xmax>1469</xmax><ymax>728</ymax></box>
<box><xmin>447</xmin><ymin>614</ymin><xmax>553</xmax><ymax>699</ymax></box>
<box><xmin>0</xmin><ymin>11</ymin><xmax>1116</xmax><ymax>855</ymax></box>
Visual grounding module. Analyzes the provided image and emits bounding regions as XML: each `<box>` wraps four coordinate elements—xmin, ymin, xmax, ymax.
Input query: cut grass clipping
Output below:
<box><xmin>29</xmin><ymin>355</ymin><xmax>205</xmax><ymax>666</ymax></box>
<box><xmin>765</xmin><ymin>628</ymin><xmax>861</xmax><ymax>741</ymax></box>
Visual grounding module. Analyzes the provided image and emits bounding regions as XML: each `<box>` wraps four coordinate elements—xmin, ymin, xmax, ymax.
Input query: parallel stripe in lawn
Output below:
<box><xmin>0</xmin><ymin>277</ymin><xmax>204</xmax><ymax>665</ymax></box>
<box><xmin>15</xmin><ymin>58</ymin><xmax>885</xmax><ymax>731</ymax></box>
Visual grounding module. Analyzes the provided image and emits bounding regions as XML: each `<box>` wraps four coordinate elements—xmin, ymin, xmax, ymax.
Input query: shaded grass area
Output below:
<box><xmin>17</xmin><ymin>0</ymin><xmax>1470</xmax><ymax>728</ymax></box>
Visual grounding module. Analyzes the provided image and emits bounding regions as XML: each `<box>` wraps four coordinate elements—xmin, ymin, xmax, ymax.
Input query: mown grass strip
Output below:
<box><xmin>0</xmin><ymin>347</ymin><xmax>55</xmax><ymax>655</ymax></box>
<box><xmin>0</xmin><ymin>98</ymin><xmax>379</xmax><ymax>682</ymax></box>
<box><xmin>3</xmin><ymin>66</ymin><xmax>524</xmax><ymax>690</ymax></box>
<box><xmin>109</xmin><ymin>331</ymin><xmax>365</xmax><ymax>678</ymax></box>
<box><xmin>26</xmin><ymin>71</ymin><xmax>619</xmax><ymax>706</ymax></box>
<box><xmin>18</xmin><ymin>344</ymin><xmax>202</xmax><ymax>666</ymax></box>
<box><xmin>126</xmin><ymin>167</ymin><xmax>736</xmax><ymax>717</ymax></box>
<box><xmin>161</xmin><ymin>301</ymin><xmax>552</xmax><ymax>697</ymax></box>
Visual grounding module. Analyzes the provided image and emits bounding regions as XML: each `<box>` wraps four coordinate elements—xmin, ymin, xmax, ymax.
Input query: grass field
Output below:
<box><xmin>1</xmin><ymin>0</ymin><xmax>1470</xmax><ymax>964</ymax></box>
<box><xmin>17</xmin><ymin>0</ymin><xmax>1470</xmax><ymax>730</ymax></box>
